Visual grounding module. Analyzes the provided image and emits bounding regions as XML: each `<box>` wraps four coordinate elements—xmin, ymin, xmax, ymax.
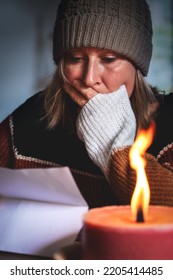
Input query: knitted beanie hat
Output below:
<box><xmin>53</xmin><ymin>0</ymin><xmax>153</xmax><ymax>76</ymax></box>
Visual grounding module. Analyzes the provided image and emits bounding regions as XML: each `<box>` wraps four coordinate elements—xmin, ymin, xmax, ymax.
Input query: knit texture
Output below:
<box><xmin>1</xmin><ymin>93</ymin><xmax>173</xmax><ymax>208</ymax></box>
<box><xmin>76</xmin><ymin>85</ymin><xmax>136</xmax><ymax>174</ymax></box>
<box><xmin>108</xmin><ymin>147</ymin><xmax>173</xmax><ymax>206</ymax></box>
<box><xmin>53</xmin><ymin>0</ymin><xmax>152</xmax><ymax>76</ymax></box>
<box><xmin>0</xmin><ymin>118</ymin><xmax>13</xmax><ymax>167</ymax></box>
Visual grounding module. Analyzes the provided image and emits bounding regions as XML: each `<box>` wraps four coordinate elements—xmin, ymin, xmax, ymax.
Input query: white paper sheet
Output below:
<box><xmin>0</xmin><ymin>167</ymin><xmax>88</xmax><ymax>257</ymax></box>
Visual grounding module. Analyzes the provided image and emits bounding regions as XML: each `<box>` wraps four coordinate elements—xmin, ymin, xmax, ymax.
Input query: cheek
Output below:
<box><xmin>64</xmin><ymin>65</ymin><xmax>81</xmax><ymax>83</ymax></box>
<box><xmin>106</xmin><ymin>62</ymin><xmax>136</xmax><ymax>96</ymax></box>
<box><xmin>124</xmin><ymin>68</ymin><xmax>136</xmax><ymax>97</ymax></box>
<box><xmin>102</xmin><ymin>71</ymin><xmax>122</xmax><ymax>93</ymax></box>
<box><xmin>107</xmin><ymin>64</ymin><xmax>136</xmax><ymax>97</ymax></box>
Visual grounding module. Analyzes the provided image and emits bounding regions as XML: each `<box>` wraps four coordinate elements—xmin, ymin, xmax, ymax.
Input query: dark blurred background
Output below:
<box><xmin>0</xmin><ymin>0</ymin><xmax>172</xmax><ymax>122</ymax></box>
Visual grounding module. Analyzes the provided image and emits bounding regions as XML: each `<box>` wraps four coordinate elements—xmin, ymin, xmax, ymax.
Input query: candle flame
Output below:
<box><xmin>129</xmin><ymin>122</ymin><xmax>155</xmax><ymax>221</ymax></box>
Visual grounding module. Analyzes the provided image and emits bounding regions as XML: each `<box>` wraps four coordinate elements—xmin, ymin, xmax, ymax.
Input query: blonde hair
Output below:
<box><xmin>131</xmin><ymin>70</ymin><xmax>159</xmax><ymax>130</ymax></box>
<box><xmin>44</xmin><ymin>58</ymin><xmax>158</xmax><ymax>132</ymax></box>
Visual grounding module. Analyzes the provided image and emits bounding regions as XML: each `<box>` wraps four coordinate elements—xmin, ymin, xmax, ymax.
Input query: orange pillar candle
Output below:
<box><xmin>83</xmin><ymin>124</ymin><xmax>173</xmax><ymax>260</ymax></box>
<box><xmin>82</xmin><ymin>205</ymin><xmax>173</xmax><ymax>260</ymax></box>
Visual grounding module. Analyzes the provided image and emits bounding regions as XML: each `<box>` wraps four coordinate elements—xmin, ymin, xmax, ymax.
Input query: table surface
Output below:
<box><xmin>0</xmin><ymin>242</ymin><xmax>82</xmax><ymax>260</ymax></box>
<box><xmin>0</xmin><ymin>250</ymin><xmax>52</xmax><ymax>260</ymax></box>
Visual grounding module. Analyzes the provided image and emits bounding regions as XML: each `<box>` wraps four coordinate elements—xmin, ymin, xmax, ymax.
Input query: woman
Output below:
<box><xmin>0</xmin><ymin>0</ymin><xmax>173</xmax><ymax>208</ymax></box>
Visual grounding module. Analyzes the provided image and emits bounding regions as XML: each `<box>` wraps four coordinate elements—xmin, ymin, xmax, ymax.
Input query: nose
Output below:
<box><xmin>82</xmin><ymin>59</ymin><xmax>101</xmax><ymax>87</ymax></box>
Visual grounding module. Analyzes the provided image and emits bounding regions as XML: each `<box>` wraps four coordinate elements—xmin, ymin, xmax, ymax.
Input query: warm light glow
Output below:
<box><xmin>129</xmin><ymin>123</ymin><xmax>155</xmax><ymax>221</ymax></box>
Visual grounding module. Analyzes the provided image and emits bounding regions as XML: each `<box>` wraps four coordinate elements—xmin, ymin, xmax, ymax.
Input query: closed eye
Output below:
<box><xmin>65</xmin><ymin>54</ymin><xmax>83</xmax><ymax>64</ymax></box>
<box><xmin>101</xmin><ymin>57</ymin><xmax>117</xmax><ymax>64</ymax></box>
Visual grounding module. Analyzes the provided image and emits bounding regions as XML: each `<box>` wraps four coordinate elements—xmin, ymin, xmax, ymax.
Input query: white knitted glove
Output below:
<box><xmin>76</xmin><ymin>85</ymin><xmax>136</xmax><ymax>174</ymax></box>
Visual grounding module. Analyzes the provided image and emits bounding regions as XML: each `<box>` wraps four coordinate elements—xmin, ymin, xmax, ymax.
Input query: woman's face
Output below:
<box><xmin>63</xmin><ymin>47</ymin><xmax>136</xmax><ymax>107</ymax></box>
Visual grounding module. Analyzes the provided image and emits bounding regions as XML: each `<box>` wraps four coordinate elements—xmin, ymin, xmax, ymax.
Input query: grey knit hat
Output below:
<box><xmin>53</xmin><ymin>0</ymin><xmax>153</xmax><ymax>76</ymax></box>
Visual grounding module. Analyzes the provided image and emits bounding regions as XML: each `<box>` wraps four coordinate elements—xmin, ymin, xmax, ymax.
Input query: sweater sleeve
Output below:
<box><xmin>108</xmin><ymin>147</ymin><xmax>173</xmax><ymax>206</ymax></box>
<box><xmin>76</xmin><ymin>85</ymin><xmax>136</xmax><ymax>174</ymax></box>
<box><xmin>0</xmin><ymin>117</ymin><xmax>14</xmax><ymax>167</ymax></box>
<box><xmin>76</xmin><ymin>86</ymin><xmax>173</xmax><ymax>207</ymax></box>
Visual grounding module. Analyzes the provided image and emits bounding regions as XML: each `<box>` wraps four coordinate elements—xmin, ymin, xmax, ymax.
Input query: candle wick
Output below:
<box><xmin>136</xmin><ymin>208</ymin><xmax>144</xmax><ymax>223</ymax></box>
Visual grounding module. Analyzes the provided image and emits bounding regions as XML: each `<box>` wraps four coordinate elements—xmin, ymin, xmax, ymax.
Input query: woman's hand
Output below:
<box><xmin>63</xmin><ymin>80</ymin><xmax>98</xmax><ymax>107</ymax></box>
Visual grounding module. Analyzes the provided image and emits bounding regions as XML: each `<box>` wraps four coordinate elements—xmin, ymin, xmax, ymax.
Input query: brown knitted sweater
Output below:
<box><xmin>0</xmin><ymin>92</ymin><xmax>173</xmax><ymax>207</ymax></box>
<box><xmin>108</xmin><ymin>146</ymin><xmax>173</xmax><ymax>206</ymax></box>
